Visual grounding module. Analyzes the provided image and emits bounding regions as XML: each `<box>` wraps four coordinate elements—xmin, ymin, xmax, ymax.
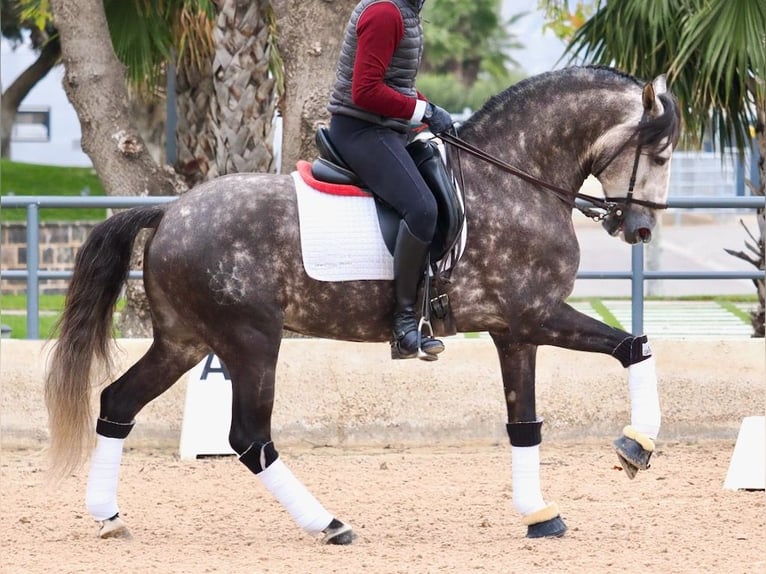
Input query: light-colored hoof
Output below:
<box><xmin>98</xmin><ymin>515</ymin><xmax>131</xmax><ymax>539</ymax></box>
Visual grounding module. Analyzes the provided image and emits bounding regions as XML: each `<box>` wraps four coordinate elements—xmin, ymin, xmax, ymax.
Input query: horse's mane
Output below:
<box><xmin>461</xmin><ymin>65</ymin><xmax>680</xmax><ymax>151</ymax></box>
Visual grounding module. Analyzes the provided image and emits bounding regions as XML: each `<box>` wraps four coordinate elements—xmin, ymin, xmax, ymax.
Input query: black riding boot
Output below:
<box><xmin>392</xmin><ymin>220</ymin><xmax>445</xmax><ymax>359</ymax></box>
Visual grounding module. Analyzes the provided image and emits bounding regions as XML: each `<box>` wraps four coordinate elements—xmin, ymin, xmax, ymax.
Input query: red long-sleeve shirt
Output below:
<box><xmin>351</xmin><ymin>2</ymin><xmax>426</xmax><ymax>121</ymax></box>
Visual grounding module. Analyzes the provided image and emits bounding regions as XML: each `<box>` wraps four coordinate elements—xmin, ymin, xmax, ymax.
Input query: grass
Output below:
<box><xmin>587</xmin><ymin>298</ymin><xmax>625</xmax><ymax>329</ymax></box>
<box><xmin>1</xmin><ymin>294</ymin><xmax>125</xmax><ymax>339</ymax></box>
<box><xmin>1</xmin><ymin>159</ymin><xmax>106</xmax><ymax>222</ymax></box>
<box><xmin>1</xmin><ymin>313</ymin><xmax>60</xmax><ymax>340</ymax></box>
<box><xmin>717</xmin><ymin>299</ymin><xmax>754</xmax><ymax>323</ymax></box>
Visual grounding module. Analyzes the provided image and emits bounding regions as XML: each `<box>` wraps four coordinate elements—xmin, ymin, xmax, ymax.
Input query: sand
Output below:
<box><xmin>2</xmin><ymin>440</ymin><xmax>763</xmax><ymax>574</ymax></box>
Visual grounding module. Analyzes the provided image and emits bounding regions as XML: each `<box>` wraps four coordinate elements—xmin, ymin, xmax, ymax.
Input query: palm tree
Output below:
<box><xmin>555</xmin><ymin>0</ymin><xmax>766</xmax><ymax>336</ymax></box>
<box><xmin>209</xmin><ymin>0</ymin><xmax>278</xmax><ymax>177</ymax></box>
<box><xmin>111</xmin><ymin>0</ymin><xmax>280</xmax><ymax>334</ymax></box>
<box><xmin>46</xmin><ymin>0</ymin><xmax>279</xmax><ymax>334</ymax></box>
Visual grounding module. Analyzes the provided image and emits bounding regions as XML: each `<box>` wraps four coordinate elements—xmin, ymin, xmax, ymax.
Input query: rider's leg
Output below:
<box><xmin>329</xmin><ymin>115</ymin><xmax>444</xmax><ymax>356</ymax></box>
<box><xmin>391</xmin><ymin>219</ymin><xmax>444</xmax><ymax>356</ymax></box>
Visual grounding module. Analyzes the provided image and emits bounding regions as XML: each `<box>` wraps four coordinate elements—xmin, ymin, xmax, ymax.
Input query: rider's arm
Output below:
<box><xmin>351</xmin><ymin>2</ymin><xmax>427</xmax><ymax>122</ymax></box>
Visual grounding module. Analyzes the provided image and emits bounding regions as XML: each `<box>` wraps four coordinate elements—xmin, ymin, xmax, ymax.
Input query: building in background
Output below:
<box><xmin>1</xmin><ymin>36</ymin><xmax>91</xmax><ymax>167</ymax></box>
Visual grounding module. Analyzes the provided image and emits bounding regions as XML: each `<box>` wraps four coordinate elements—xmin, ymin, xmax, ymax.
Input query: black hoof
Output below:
<box><xmin>526</xmin><ymin>515</ymin><xmax>567</xmax><ymax>538</ymax></box>
<box><xmin>613</xmin><ymin>435</ymin><xmax>653</xmax><ymax>480</ymax></box>
<box><xmin>322</xmin><ymin>518</ymin><xmax>355</xmax><ymax>545</ymax></box>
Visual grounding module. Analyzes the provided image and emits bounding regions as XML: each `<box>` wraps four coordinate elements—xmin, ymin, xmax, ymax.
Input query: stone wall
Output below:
<box><xmin>0</xmin><ymin>222</ymin><xmax>96</xmax><ymax>294</ymax></box>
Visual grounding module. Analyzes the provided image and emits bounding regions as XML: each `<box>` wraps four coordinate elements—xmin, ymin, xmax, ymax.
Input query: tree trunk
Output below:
<box><xmin>273</xmin><ymin>0</ymin><xmax>357</xmax><ymax>173</ymax></box>
<box><xmin>50</xmin><ymin>0</ymin><xmax>179</xmax><ymax>198</ymax></box>
<box><xmin>175</xmin><ymin>64</ymin><xmax>217</xmax><ymax>186</ymax></box>
<box><xmin>211</xmin><ymin>0</ymin><xmax>278</xmax><ymax>174</ymax></box>
<box><xmin>129</xmin><ymin>93</ymin><xmax>166</xmax><ymax>165</ymax></box>
<box><xmin>751</xmin><ymin>103</ymin><xmax>765</xmax><ymax>337</ymax></box>
<box><xmin>1</xmin><ymin>36</ymin><xmax>61</xmax><ymax>157</ymax></box>
<box><xmin>51</xmin><ymin>0</ymin><xmax>185</xmax><ymax>337</ymax></box>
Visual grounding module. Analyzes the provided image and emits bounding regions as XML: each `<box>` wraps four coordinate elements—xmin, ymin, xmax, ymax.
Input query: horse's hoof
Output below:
<box><xmin>526</xmin><ymin>515</ymin><xmax>567</xmax><ymax>539</ymax></box>
<box><xmin>613</xmin><ymin>426</ymin><xmax>654</xmax><ymax>480</ymax></box>
<box><xmin>322</xmin><ymin>518</ymin><xmax>355</xmax><ymax>545</ymax></box>
<box><xmin>98</xmin><ymin>515</ymin><xmax>131</xmax><ymax>539</ymax></box>
<box><xmin>522</xmin><ymin>502</ymin><xmax>567</xmax><ymax>538</ymax></box>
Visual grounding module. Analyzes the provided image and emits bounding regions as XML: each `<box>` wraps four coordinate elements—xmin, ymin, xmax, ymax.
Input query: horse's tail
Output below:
<box><xmin>45</xmin><ymin>205</ymin><xmax>165</xmax><ymax>478</ymax></box>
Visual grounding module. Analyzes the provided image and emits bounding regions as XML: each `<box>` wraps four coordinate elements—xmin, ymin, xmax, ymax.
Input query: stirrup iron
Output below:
<box><xmin>417</xmin><ymin>316</ymin><xmax>438</xmax><ymax>361</ymax></box>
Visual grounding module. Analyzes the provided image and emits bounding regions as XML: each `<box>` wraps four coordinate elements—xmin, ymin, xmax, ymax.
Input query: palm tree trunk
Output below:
<box><xmin>211</xmin><ymin>0</ymin><xmax>278</xmax><ymax>175</ymax></box>
<box><xmin>175</xmin><ymin>64</ymin><xmax>217</xmax><ymax>186</ymax></box>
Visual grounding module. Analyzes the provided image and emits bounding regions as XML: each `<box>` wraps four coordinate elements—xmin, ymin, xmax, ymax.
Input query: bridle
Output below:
<box><xmin>439</xmin><ymin>113</ymin><xmax>669</xmax><ymax>223</ymax></box>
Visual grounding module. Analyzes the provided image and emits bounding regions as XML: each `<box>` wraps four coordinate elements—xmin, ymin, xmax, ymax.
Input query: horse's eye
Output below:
<box><xmin>652</xmin><ymin>156</ymin><xmax>668</xmax><ymax>166</ymax></box>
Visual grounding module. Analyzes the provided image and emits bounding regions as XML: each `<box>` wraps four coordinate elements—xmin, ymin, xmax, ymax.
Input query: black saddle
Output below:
<box><xmin>312</xmin><ymin>127</ymin><xmax>464</xmax><ymax>262</ymax></box>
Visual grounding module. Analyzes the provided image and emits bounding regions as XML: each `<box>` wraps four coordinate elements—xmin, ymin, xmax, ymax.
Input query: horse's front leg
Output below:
<box><xmin>489</xmin><ymin>334</ymin><xmax>568</xmax><ymax>539</ymax></box>
<box><xmin>529</xmin><ymin>300</ymin><xmax>661</xmax><ymax>479</ymax></box>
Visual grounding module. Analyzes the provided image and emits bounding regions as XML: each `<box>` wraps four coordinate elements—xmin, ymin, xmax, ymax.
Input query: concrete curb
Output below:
<box><xmin>1</xmin><ymin>338</ymin><xmax>763</xmax><ymax>450</ymax></box>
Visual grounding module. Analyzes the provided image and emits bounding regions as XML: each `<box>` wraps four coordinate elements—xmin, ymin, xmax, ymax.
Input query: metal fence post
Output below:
<box><xmin>26</xmin><ymin>203</ymin><xmax>40</xmax><ymax>339</ymax></box>
<box><xmin>631</xmin><ymin>243</ymin><xmax>644</xmax><ymax>335</ymax></box>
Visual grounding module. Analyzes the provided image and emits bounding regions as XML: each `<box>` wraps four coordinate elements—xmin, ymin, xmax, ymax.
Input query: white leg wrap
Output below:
<box><xmin>85</xmin><ymin>435</ymin><xmax>125</xmax><ymax>521</ymax></box>
<box><xmin>511</xmin><ymin>445</ymin><xmax>547</xmax><ymax>517</ymax></box>
<box><xmin>258</xmin><ymin>458</ymin><xmax>333</xmax><ymax>535</ymax></box>
<box><xmin>628</xmin><ymin>356</ymin><xmax>661</xmax><ymax>439</ymax></box>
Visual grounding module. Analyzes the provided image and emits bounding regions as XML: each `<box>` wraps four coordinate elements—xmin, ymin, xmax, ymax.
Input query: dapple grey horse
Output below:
<box><xmin>45</xmin><ymin>66</ymin><xmax>681</xmax><ymax>543</ymax></box>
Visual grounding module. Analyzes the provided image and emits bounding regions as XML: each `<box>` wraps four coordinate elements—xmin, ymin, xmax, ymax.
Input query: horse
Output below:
<box><xmin>44</xmin><ymin>65</ymin><xmax>681</xmax><ymax>543</ymax></box>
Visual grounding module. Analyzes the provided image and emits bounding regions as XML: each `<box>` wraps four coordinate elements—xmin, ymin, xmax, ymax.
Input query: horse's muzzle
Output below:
<box><xmin>602</xmin><ymin>208</ymin><xmax>656</xmax><ymax>244</ymax></box>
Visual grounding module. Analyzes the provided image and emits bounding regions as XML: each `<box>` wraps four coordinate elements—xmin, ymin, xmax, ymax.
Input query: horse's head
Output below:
<box><xmin>593</xmin><ymin>75</ymin><xmax>681</xmax><ymax>244</ymax></box>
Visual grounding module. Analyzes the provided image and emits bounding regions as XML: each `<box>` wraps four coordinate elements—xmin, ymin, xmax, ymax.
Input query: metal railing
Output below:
<box><xmin>2</xmin><ymin>195</ymin><xmax>764</xmax><ymax>338</ymax></box>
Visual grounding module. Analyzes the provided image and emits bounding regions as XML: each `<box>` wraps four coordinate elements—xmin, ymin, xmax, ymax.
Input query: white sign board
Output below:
<box><xmin>179</xmin><ymin>354</ymin><xmax>237</xmax><ymax>459</ymax></box>
<box><xmin>723</xmin><ymin>416</ymin><xmax>765</xmax><ymax>491</ymax></box>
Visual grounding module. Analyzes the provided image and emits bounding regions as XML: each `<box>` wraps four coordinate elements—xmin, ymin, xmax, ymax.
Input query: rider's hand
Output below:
<box><xmin>423</xmin><ymin>102</ymin><xmax>453</xmax><ymax>134</ymax></box>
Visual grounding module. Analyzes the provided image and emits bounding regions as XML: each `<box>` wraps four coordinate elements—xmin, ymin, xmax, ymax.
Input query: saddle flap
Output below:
<box><xmin>406</xmin><ymin>139</ymin><xmax>465</xmax><ymax>261</ymax></box>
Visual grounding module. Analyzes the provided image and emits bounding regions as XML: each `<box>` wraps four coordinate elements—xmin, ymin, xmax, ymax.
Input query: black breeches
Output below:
<box><xmin>329</xmin><ymin>114</ymin><xmax>437</xmax><ymax>242</ymax></box>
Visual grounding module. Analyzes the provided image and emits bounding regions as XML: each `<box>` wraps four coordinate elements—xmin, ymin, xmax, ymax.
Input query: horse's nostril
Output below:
<box><xmin>639</xmin><ymin>227</ymin><xmax>652</xmax><ymax>243</ymax></box>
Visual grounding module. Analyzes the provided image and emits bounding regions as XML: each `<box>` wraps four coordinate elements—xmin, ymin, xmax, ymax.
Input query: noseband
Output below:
<box><xmin>439</xmin><ymin>114</ymin><xmax>668</xmax><ymax>223</ymax></box>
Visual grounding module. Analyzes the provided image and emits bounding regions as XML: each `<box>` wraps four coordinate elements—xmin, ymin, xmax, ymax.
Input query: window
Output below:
<box><xmin>12</xmin><ymin>106</ymin><xmax>51</xmax><ymax>142</ymax></box>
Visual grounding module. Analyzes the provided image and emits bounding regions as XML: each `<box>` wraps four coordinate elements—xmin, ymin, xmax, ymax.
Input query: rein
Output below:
<box><xmin>439</xmin><ymin>122</ymin><xmax>668</xmax><ymax>222</ymax></box>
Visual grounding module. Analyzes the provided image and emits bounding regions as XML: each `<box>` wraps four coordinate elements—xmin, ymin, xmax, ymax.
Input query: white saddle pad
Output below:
<box><xmin>292</xmin><ymin>171</ymin><xmax>394</xmax><ymax>282</ymax></box>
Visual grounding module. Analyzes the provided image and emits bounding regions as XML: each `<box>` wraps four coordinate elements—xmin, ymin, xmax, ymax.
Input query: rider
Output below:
<box><xmin>327</xmin><ymin>0</ymin><xmax>453</xmax><ymax>359</ymax></box>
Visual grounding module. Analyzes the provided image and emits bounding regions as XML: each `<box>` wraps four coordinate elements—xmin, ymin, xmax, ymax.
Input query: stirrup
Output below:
<box><xmin>417</xmin><ymin>317</ymin><xmax>443</xmax><ymax>361</ymax></box>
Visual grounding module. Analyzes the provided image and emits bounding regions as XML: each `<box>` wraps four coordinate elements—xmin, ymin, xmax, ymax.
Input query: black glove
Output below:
<box><xmin>423</xmin><ymin>102</ymin><xmax>453</xmax><ymax>134</ymax></box>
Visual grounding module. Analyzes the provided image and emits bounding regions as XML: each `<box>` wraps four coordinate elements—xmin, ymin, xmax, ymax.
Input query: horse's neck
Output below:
<box><xmin>458</xmin><ymin>105</ymin><xmax>592</xmax><ymax>195</ymax></box>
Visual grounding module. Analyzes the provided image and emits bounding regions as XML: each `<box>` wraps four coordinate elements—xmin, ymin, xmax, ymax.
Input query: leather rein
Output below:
<box><xmin>439</xmin><ymin>117</ymin><xmax>668</xmax><ymax>222</ymax></box>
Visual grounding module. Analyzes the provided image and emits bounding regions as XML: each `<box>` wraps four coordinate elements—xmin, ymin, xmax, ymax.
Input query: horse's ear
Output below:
<box><xmin>642</xmin><ymin>74</ymin><xmax>667</xmax><ymax>115</ymax></box>
<box><xmin>652</xmin><ymin>74</ymin><xmax>668</xmax><ymax>94</ymax></box>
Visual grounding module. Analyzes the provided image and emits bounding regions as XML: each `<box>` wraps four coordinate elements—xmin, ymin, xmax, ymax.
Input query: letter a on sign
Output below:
<box><xmin>179</xmin><ymin>354</ymin><xmax>237</xmax><ymax>459</ymax></box>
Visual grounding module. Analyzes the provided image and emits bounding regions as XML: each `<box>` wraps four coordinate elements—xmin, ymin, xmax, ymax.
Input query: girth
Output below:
<box><xmin>312</xmin><ymin>127</ymin><xmax>464</xmax><ymax>262</ymax></box>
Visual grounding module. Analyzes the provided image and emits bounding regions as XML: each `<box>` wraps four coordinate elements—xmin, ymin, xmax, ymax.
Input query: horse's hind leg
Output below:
<box><xmin>217</xmin><ymin>325</ymin><xmax>354</xmax><ymax>545</ymax></box>
<box><xmin>531</xmin><ymin>301</ymin><xmax>661</xmax><ymax>478</ymax></box>
<box><xmin>489</xmin><ymin>335</ymin><xmax>568</xmax><ymax>539</ymax></box>
<box><xmin>86</xmin><ymin>337</ymin><xmax>205</xmax><ymax>538</ymax></box>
